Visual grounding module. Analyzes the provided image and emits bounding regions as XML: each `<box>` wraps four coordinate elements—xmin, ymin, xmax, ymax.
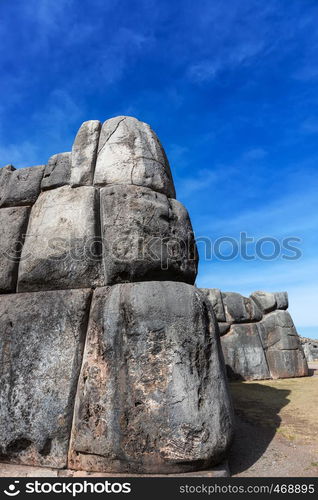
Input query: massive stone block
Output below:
<box><xmin>0</xmin><ymin>165</ymin><xmax>44</xmax><ymax>207</ymax></box>
<box><xmin>258</xmin><ymin>311</ymin><xmax>308</xmax><ymax>379</ymax></box>
<box><xmin>200</xmin><ymin>288</ymin><xmax>226</xmax><ymax>322</ymax></box>
<box><xmin>250</xmin><ymin>291</ymin><xmax>277</xmax><ymax>313</ymax></box>
<box><xmin>0</xmin><ymin>289</ymin><xmax>92</xmax><ymax>468</ymax></box>
<box><xmin>0</xmin><ymin>165</ymin><xmax>16</xmax><ymax>205</ymax></box>
<box><xmin>17</xmin><ymin>186</ymin><xmax>102</xmax><ymax>292</ymax></box>
<box><xmin>222</xmin><ymin>292</ymin><xmax>262</xmax><ymax>323</ymax></box>
<box><xmin>0</xmin><ymin>207</ymin><xmax>30</xmax><ymax>293</ymax></box>
<box><xmin>94</xmin><ymin>116</ymin><xmax>176</xmax><ymax>198</ymax></box>
<box><xmin>41</xmin><ymin>153</ymin><xmax>71</xmax><ymax>190</ymax></box>
<box><xmin>71</xmin><ymin>120</ymin><xmax>101</xmax><ymax>187</ymax></box>
<box><xmin>221</xmin><ymin>324</ymin><xmax>270</xmax><ymax>380</ymax></box>
<box><xmin>301</xmin><ymin>337</ymin><xmax>318</xmax><ymax>362</ymax></box>
<box><xmin>275</xmin><ymin>291</ymin><xmax>288</xmax><ymax>310</ymax></box>
<box><xmin>100</xmin><ymin>185</ymin><xmax>197</xmax><ymax>285</ymax></box>
<box><xmin>68</xmin><ymin>282</ymin><xmax>234</xmax><ymax>474</ymax></box>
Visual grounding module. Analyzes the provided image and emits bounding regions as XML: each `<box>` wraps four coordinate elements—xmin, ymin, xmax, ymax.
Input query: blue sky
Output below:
<box><xmin>1</xmin><ymin>0</ymin><xmax>317</xmax><ymax>338</ymax></box>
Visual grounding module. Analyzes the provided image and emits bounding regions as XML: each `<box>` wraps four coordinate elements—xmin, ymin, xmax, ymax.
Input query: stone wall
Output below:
<box><xmin>200</xmin><ymin>289</ymin><xmax>308</xmax><ymax>380</ymax></box>
<box><xmin>0</xmin><ymin>117</ymin><xmax>234</xmax><ymax>473</ymax></box>
<box><xmin>300</xmin><ymin>337</ymin><xmax>318</xmax><ymax>362</ymax></box>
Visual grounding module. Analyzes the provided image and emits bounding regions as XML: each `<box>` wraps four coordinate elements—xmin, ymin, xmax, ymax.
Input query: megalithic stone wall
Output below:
<box><xmin>200</xmin><ymin>289</ymin><xmax>308</xmax><ymax>380</ymax></box>
<box><xmin>0</xmin><ymin>116</ymin><xmax>234</xmax><ymax>473</ymax></box>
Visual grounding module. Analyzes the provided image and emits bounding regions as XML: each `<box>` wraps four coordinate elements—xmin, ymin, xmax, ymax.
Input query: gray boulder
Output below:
<box><xmin>200</xmin><ymin>288</ymin><xmax>226</xmax><ymax>322</ymax></box>
<box><xmin>71</xmin><ymin>120</ymin><xmax>101</xmax><ymax>187</ymax></box>
<box><xmin>221</xmin><ymin>324</ymin><xmax>270</xmax><ymax>380</ymax></box>
<box><xmin>0</xmin><ymin>165</ymin><xmax>44</xmax><ymax>207</ymax></box>
<box><xmin>100</xmin><ymin>185</ymin><xmax>197</xmax><ymax>285</ymax></box>
<box><xmin>265</xmin><ymin>350</ymin><xmax>308</xmax><ymax>380</ymax></box>
<box><xmin>94</xmin><ymin>116</ymin><xmax>176</xmax><ymax>198</ymax></box>
<box><xmin>275</xmin><ymin>291</ymin><xmax>288</xmax><ymax>310</ymax></box>
<box><xmin>0</xmin><ymin>207</ymin><xmax>30</xmax><ymax>293</ymax></box>
<box><xmin>258</xmin><ymin>310</ymin><xmax>308</xmax><ymax>378</ymax></box>
<box><xmin>69</xmin><ymin>282</ymin><xmax>234</xmax><ymax>474</ymax></box>
<box><xmin>0</xmin><ymin>165</ymin><xmax>16</xmax><ymax>205</ymax></box>
<box><xmin>222</xmin><ymin>292</ymin><xmax>262</xmax><ymax>323</ymax></box>
<box><xmin>301</xmin><ymin>338</ymin><xmax>318</xmax><ymax>362</ymax></box>
<box><xmin>0</xmin><ymin>289</ymin><xmax>92</xmax><ymax>468</ymax></box>
<box><xmin>250</xmin><ymin>291</ymin><xmax>277</xmax><ymax>313</ymax></box>
<box><xmin>41</xmin><ymin>153</ymin><xmax>71</xmax><ymax>190</ymax></box>
<box><xmin>17</xmin><ymin>186</ymin><xmax>103</xmax><ymax>292</ymax></box>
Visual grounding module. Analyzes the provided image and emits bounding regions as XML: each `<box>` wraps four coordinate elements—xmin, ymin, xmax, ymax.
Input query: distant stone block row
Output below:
<box><xmin>200</xmin><ymin>289</ymin><xmax>308</xmax><ymax>380</ymax></box>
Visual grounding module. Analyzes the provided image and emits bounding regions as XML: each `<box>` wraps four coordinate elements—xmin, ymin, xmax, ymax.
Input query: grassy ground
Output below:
<box><xmin>229</xmin><ymin>362</ymin><xmax>318</xmax><ymax>476</ymax></box>
<box><xmin>230</xmin><ymin>374</ymin><xmax>318</xmax><ymax>443</ymax></box>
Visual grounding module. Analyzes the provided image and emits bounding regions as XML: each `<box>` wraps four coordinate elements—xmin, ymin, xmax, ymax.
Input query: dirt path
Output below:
<box><xmin>229</xmin><ymin>363</ymin><xmax>318</xmax><ymax>477</ymax></box>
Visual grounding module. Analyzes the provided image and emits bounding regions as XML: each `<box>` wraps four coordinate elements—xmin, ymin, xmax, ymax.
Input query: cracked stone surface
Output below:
<box><xmin>0</xmin><ymin>165</ymin><xmax>16</xmax><ymax>205</ymax></box>
<box><xmin>222</xmin><ymin>292</ymin><xmax>262</xmax><ymax>324</ymax></box>
<box><xmin>41</xmin><ymin>153</ymin><xmax>71</xmax><ymax>190</ymax></box>
<box><xmin>301</xmin><ymin>337</ymin><xmax>318</xmax><ymax>362</ymax></box>
<box><xmin>221</xmin><ymin>323</ymin><xmax>270</xmax><ymax>380</ymax></box>
<box><xmin>94</xmin><ymin>116</ymin><xmax>176</xmax><ymax>197</ymax></box>
<box><xmin>201</xmin><ymin>288</ymin><xmax>307</xmax><ymax>380</ymax></box>
<box><xmin>0</xmin><ymin>114</ymin><xmax>304</xmax><ymax>476</ymax></box>
<box><xmin>258</xmin><ymin>311</ymin><xmax>308</xmax><ymax>379</ymax></box>
<box><xmin>275</xmin><ymin>292</ymin><xmax>288</xmax><ymax>310</ymax></box>
<box><xmin>68</xmin><ymin>282</ymin><xmax>234</xmax><ymax>474</ymax></box>
<box><xmin>0</xmin><ymin>165</ymin><xmax>44</xmax><ymax>207</ymax></box>
<box><xmin>0</xmin><ymin>289</ymin><xmax>92</xmax><ymax>468</ymax></box>
<box><xmin>250</xmin><ymin>291</ymin><xmax>277</xmax><ymax>314</ymax></box>
<box><xmin>17</xmin><ymin>185</ymin><xmax>103</xmax><ymax>291</ymax></box>
<box><xmin>100</xmin><ymin>185</ymin><xmax>197</xmax><ymax>285</ymax></box>
<box><xmin>200</xmin><ymin>288</ymin><xmax>226</xmax><ymax>322</ymax></box>
<box><xmin>71</xmin><ymin>120</ymin><xmax>101</xmax><ymax>187</ymax></box>
<box><xmin>0</xmin><ymin>206</ymin><xmax>30</xmax><ymax>293</ymax></box>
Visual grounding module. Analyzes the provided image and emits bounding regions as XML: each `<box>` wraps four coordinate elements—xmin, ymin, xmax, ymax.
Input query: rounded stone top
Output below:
<box><xmin>93</xmin><ymin>115</ymin><xmax>176</xmax><ymax>198</ymax></box>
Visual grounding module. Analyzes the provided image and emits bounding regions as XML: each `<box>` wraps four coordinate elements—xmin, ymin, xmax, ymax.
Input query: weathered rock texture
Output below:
<box><xmin>258</xmin><ymin>310</ymin><xmax>308</xmax><ymax>379</ymax></box>
<box><xmin>69</xmin><ymin>283</ymin><xmax>233</xmax><ymax>474</ymax></box>
<box><xmin>0</xmin><ymin>165</ymin><xmax>16</xmax><ymax>205</ymax></box>
<box><xmin>200</xmin><ymin>289</ymin><xmax>308</xmax><ymax>380</ymax></box>
<box><xmin>220</xmin><ymin>324</ymin><xmax>270</xmax><ymax>380</ymax></box>
<box><xmin>0</xmin><ymin>207</ymin><xmax>30</xmax><ymax>293</ymax></box>
<box><xmin>0</xmin><ymin>289</ymin><xmax>92</xmax><ymax>468</ymax></box>
<box><xmin>41</xmin><ymin>153</ymin><xmax>71</xmax><ymax>190</ymax></box>
<box><xmin>300</xmin><ymin>337</ymin><xmax>318</xmax><ymax>362</ymax></box>
<box><xmin>100</xmin><ymin>185</ymin><xmax>197</xmax><ymax>285</ymax></box>
<box><xmin>0</xmin><ymin>165</ymin><xmax>44</xmax><ymax>207</ymax></box>
<box><xmin>0</xmin><ymin>116</ymin><xmax>230</xmax><ymax>475</ymax></box>
<box><xmin>17</xmin><ymin>185</ymin><xmax>102</xmax><ymax>292</ymax></box>
<box><xmin>94</xmin><ymin>116</ymin><xmax>176</xmax><ymax>197</ymax></box>
<box><xmin>71</xmin><ymin>120</ymin><xmax>101</xmax><ymax>187</ymax></box>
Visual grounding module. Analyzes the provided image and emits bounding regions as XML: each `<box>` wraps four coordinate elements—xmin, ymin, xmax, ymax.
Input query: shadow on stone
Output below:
<box><xmin>228</xmin><ymin>382</ymin><xmax>291</xmax><ymax>475</ymax></box>
<box><xmin>226</xmin><ymin>365</ymin><xmax>244</xmax><ymax>381</ymax></box>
